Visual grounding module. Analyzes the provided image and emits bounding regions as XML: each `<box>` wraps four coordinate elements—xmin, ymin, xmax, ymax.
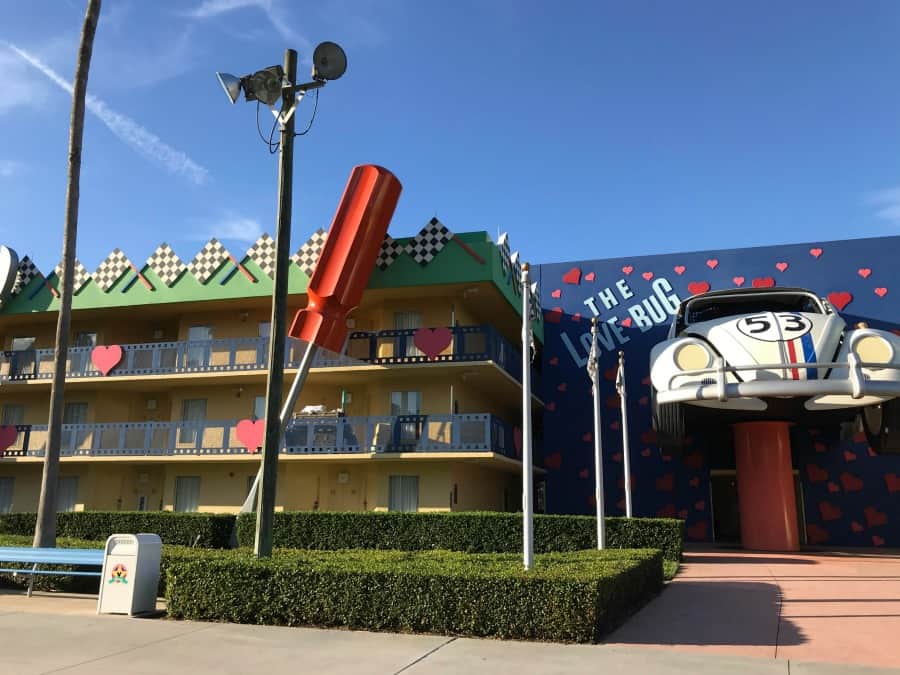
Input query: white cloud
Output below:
<box><xmin>2</xmin><ymin>41</ymin><xmax>210</xmax><ymax>186</ymax></box>
<box><xmin>867</xmin><ymin>186</ymin><xmax>900</xmax><ymax>225</ymax></box>
<box><xmin>185</xmin><ymin>213</ymin><xmax>264</xmax><ymax>243</ymax></box>
<box><xmin>185</xmin><ymin>0</ymin><xmax>306</xmax><ymax>46</ymax></box>
<box><xmin>0</xmin><ymin>160</ymin><xmax>23</xmax><ymax>178</ymax></box>
<box><xmin>0</xmin><ymin>49</ymin><xmax>51</xmax><ymax>113</ymax></box>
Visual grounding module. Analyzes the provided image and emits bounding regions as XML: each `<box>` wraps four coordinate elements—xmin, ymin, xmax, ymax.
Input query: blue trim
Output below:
<box><xmin>801</xmin><ymin>331</ymin><xmax>817</xmax><ymax>380</ymax></box>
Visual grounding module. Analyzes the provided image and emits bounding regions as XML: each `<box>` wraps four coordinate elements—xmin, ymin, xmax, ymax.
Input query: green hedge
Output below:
<box><xmin>165</xmin><ymin>547</ymin><xmax>664</xmax><ymax>642</ymax></box>
<box><xmin>236</xmin><ymin>512</ymin><xmax>684</xmax><ymax>561</ymax></box>
<box><xmin>0</xmin><ymin>512</ymin><xmax>235</xmax><ymax>548</ymax></box>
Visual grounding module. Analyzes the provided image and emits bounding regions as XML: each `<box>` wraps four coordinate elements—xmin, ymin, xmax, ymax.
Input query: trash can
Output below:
<box><xmin>97</xmin><ymin>533</ymin><xmax>162</xmax><ymax>616</ymax></box>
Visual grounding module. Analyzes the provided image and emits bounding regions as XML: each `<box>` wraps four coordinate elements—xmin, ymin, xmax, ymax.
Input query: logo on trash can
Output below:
<box><xmin>108</xmin><ymin>563</ymin><xmax>128</xmax><ymax>584</ymax></box>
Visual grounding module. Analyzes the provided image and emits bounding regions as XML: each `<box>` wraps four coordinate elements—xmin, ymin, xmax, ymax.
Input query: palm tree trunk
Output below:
<box><xmin>33</xmin><ymin>0</ymin><xmax>102</xmax><ymax>548</ymax></box>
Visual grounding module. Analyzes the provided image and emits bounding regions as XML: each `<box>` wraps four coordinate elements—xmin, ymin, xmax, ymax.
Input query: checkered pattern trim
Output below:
<box><xmin>188</xmin><ymin>239</ymin><xmax>229</xmax><ymax>284</ymax></box>
<box><xmin>11</xmin><ymin>256</ymin><xmax>39</xmax><ymax>296</ymax></box>
<box><xmin>375</xmin><ymin>234</ymin><xmax>403</xmax><ymax>271</ymax></box>
<box><xmin>292</xmin><ymin>228</ymin><xmax>327</xmax><ymax>277</ymax></box>
<box><xmin>146</xmin><ymin>243</ymin><xmax>187</xmax><ymax>287</ymax></box>
<box><xmin>92</xmin><ymin>249</ymin><xmax>132</xmax><ymax>292</ymax></box>
<box><xmin>529</xmin><ymin>281</ymin><xmax>541</xmax><ymax>321</ymax></box>
<box><xmin>406</xmin><ymin>218</ymin><xmax>454</xmax><ymax>266</ymax></box>
<box><xmin>54</xmin><ymin>259</ymin><xmax>91</xmax><ymax>294</ymax></box>
<box><xmin>246</xmin><ymin>234</ymin><xmax>276</xmax><ymax>279</ymax></box>
<box><xmin>497</xmin><ymin>232</ymin><xmax>512</xmax><ymax>274</ymax></box>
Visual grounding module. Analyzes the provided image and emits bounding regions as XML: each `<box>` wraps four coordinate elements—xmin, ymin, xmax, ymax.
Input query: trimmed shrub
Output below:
<box><xmin>0</xmin><ymin>512</ymin><xmax>235</xmax><ymax>548</ymax></box>
<box><xmin>236</xmin><ymin>512</ymin><xmax>684</xmax><ymax>561</ymax></box>
<box><xmin>165</xmin><ymin>547</ymin><xmax>664</xmax><ymax>642</ymax></box>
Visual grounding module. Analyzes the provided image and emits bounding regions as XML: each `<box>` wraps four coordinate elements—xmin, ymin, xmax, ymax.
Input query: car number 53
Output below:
<box><xmin>736</xmin><ymin>313</ymin><xmax>812</xmax><ymax>342</ymax></box>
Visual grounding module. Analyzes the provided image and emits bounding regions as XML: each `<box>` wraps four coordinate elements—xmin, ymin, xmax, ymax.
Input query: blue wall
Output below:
<box><xmin>538</xmin><ymin>236</ymin><xmax>899</xmax><ymax>547</ymax></box>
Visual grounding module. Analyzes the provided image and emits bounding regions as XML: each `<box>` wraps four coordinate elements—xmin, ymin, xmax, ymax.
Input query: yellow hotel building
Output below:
<box><xmin>0</xmin><ymin>223</ymin><xmax>544</xmax><ymax>515</ymax></box>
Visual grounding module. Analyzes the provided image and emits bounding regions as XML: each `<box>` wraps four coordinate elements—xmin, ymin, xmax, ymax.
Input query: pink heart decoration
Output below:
<box><xmin>752</xmin><ymin>277</ymin><xmax>775</xmax><ymax>288</ymax></box>
<box><xmin>706</xmin><ymin>259</ymin><xmax>719</xmax><ymax>269</ymax></box>
<box><xmin>872</xmin><ymin>535</ymin><xmax>885</xmax><ymax>546</ymax></box>
<box><xmin>0</xmin><ymin>425</ymin><xmax>18</xmax><ymax>452</ymax></box>
<box><xmin>827</xmin><ymin>291</ymin><xmax>853</xmax><ymax>310</ymax></box>
<box><xmin>775</xmin><ymin>262</ymin><xmax>789</xmax><ymax>272</ymax></box>
<box><xmin>572</xmin><ymin>312</ymin><xmax>581</xmax><ymax>322</ymax></box>
<box><xmin>733</xmin><ymin>276</ymin><xmax>745</xmax><ymax>287</ymax></box>
<box><xmin>621</xmin><ymin>317</ymin><xmax>633</xmax><ymax>327</ymax></box>
<box><xmin>641</xmin><ymin>271</ymin><xmax>654</xmax><ymax>281</ymax></box>
<box><xmin>622</xmin><ymin>265</ymin><xmax>634</xmax><ymax>275</ymax></box>
<box><xmin>548</xmin><ymin>356</ymin><xmax>559</xmax><ymax>366</ymax></box>
<box><xmin>413</xmin><ymin>327</ymin><xmax>453</xmax><ymax>359</ymax></box>
<box><xmin>809</xmin><ymin>248</ymin><xmax>823</xmax><ymax>258</ymax></box>
<box><xmin>673</xmin><ymin>265</ymin><xmax>686</xmax><ymax>275</ymax></box>
<box><xmin>584</xmin><ymin>272</ymin><xmax>596</xmax><ymax>281</ymax></box>
<box><xmin>858</xmin><ymin>268</ymin><xmax>872</xmax><ymax>279</ymax></box>
<box><xmin>562</xmin><ymin>267</ymin><xmax>582</xmax><ymax>285</ymax></box>
<box><xmin>236</xmin><ymin>419</ymin><xmax>265</xmax><ymax>453</ymax></box>
<box><xmin>551</xmin><ymin>289</ymin><xmax>561</xmax><ymax>298</ymax></box>
<box><xmin>687</xmin><ymin>281</ymin><xmax>710</xmax><ymax>295</ymax></box>
<box><xmin>851</xmin><ymin>521</ymin><xmax>864</xmax><ymax>533</ymax></box>
<box><xmin>875</xmin><ymin>287</ymin><xmax>888</xmax><ymax>298</ymax></box>
<box><xmin>91</xmin><ymin>345</ymin><xmax>123</xmax><ymax>376</ymax></box>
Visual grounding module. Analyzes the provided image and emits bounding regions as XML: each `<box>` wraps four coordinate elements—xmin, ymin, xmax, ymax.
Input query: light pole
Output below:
<box><xmin>216</xmin><ymin>43</ymin><xmax>347</xmax><ymax>557</ymax></box>
<box><xmin>588</xmin><ymin>318</ymin><xmax>605</xmax><ymax>549</ymax></box>
<box><xmin>521</xmin><ymin>263</ymin><xmax>534</xmax><ymax>570</ymax></box>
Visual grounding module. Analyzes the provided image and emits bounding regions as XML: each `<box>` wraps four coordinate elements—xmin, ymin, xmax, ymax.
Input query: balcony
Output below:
<box><xmin>0</xmin><ymin>325</ymin><xmax>539</xmax><ymax>390</ymax></box>
<box><xmin>0</xmin><ymin>414</ymin><xmax>519</xmax><ymax>460</ymax></box>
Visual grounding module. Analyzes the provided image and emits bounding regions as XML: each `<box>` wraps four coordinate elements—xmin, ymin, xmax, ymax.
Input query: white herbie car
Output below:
<box><xmin>650</xmin><ymin>287</ymin><xmax>900</xmax><ymax>454</ymax></box>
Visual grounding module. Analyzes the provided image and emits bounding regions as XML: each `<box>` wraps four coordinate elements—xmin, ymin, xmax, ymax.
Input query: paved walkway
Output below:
<box><xmin>607</xmin><ymin>548</ymin><xmax>900</xmax><ymax>669</ymax></box>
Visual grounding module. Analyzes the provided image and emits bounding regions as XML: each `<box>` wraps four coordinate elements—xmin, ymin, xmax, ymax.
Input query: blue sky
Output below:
<box><xmin>1</xmin><ymin>0</ymin><xmax>899</xmax><ymax>273</ymax></box>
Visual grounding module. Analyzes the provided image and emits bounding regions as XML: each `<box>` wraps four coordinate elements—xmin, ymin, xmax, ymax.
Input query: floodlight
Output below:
<box><xmin>246</xmin><ymin>65</ymin><xmax>285</xmax><ymax>106</ymax></box>
<box><xmin>216</xmin><ymin>72</ymin><xmax>242</xmax><ymax>104</ymax></box>
<box><xmin>312</xmin><ymin>41</ymin><xmax>347</xmax><ymax>81</ymax></box>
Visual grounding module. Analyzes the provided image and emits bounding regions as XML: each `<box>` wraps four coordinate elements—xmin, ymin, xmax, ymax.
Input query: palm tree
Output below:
<box><xmin>34</xmin><ymin>0</ymin><xmax>102</xmax><ymax>548</ymax></box>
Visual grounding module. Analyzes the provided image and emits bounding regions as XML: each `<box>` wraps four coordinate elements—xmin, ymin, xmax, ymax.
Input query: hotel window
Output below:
<box><xmin>186</xmin><ymin>326</ymin><xmax>213</xmax><ymax>368</ymax></box>
<box><xmin>9</xmin><ymin>336</ymin><xmax>37</xmax><ymax>378</ymax></box>
<box><xmin>391</xmin><ymin>391</ymin><xmax>421</xmax><ymax>444</ymax></box>
<box><xmin>253</xmin><ymin>395</ymin><xmax>266</xmax><ymax>421</ymax></box>
<box><xmin>62</xmin><ymin>402</ymin><xmax>89</xmax><ymax>450</ymax></box>
<box><xmin>257</xmin><ymin>322</ymin><xmax>270</xmax><ymax>365</ymax></box>
<box><xmin>70</xmin><ymin>332</ymin><xmax>97</xmax><ymax>374</ymax></box>
<box><xmin>174</xmin><ymin>476</ymin><xmax>201</xmax><ymax>512</ymax></box>
<box><xmin>393</xmin><ymin>312</ymin><xmax>422</xmax><ymax>357</ymax></box>
<box><xmin>388</xmin><ymin>475</ymin><xmax>419</xmax><ymax>512</ymax></box>
<box><xmin>0</xmin><ymin>477</ymin><xmax>13</xmax><ymax>513</ymax></box>
<box><xmin>179</xmin><ymin>399</ymin><xmax>207</xmax><ymax>444</ymax></box>
<box><xmin>2</xmin><ymin>404</ymin><xmax>24</xmax><ymax>426</ymax></box>
<box><xmin>57</xmin><ymin>476</ymin><xmax>79</xmax><ymax>512</ymax></box>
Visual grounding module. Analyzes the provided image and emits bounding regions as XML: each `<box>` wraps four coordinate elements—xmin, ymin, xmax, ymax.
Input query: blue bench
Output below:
<box><xmin>0</xmin><ymin>546</ymin><xmax>104</xmax><ymax>597</ymax></box>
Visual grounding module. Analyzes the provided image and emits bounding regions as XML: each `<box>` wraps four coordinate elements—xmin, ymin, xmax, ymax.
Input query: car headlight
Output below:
<box><xmin>853</xmin><ymin>335</ymin><xmax>893</xmax><ymax>364</ymax></box>
<box><xmin>674</xmin><ymin>342</ymin><xmax>712</xmax><ymax>371</ymax></box>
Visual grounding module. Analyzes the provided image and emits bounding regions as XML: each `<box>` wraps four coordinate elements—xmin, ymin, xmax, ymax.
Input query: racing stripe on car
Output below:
<box><xmin>801</xmin><ymin>331</ymin><xmax>817</xmax><ymax>380</ymax></box>
<box><xmin>785</xmin><ymin>338</ymin><xmax>801</xmax><ymax>380</ymax></box>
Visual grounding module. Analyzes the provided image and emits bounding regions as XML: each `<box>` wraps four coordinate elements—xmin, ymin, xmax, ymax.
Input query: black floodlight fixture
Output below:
<box><xmin>311</xmin><ymin>41</ymin><xmax>347</xmax><ymax>81</ymax></box>
<box><xmin>215</xmin><ymin>65</ymin><xmax>285</xmax><ymax>106</ymax></box>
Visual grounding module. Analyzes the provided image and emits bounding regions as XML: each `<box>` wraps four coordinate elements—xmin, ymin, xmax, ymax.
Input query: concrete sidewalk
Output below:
<box><xmin>0</xmin><ymin>590</ymin><xmax>897</xmax><ymax>675</ymax></box>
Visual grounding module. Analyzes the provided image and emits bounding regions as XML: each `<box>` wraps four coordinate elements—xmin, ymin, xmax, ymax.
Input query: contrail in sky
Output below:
<box><xmin>3</xmin><ymin>41</ymin><xmax>209</xmax><ymax>185</ymax></box>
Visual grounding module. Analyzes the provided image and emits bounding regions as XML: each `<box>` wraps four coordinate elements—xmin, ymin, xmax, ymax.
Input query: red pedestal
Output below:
<box><xmin>733</xmin><ymin>421</ymin><xmax>800</xmax><ymax>551</ymax></box>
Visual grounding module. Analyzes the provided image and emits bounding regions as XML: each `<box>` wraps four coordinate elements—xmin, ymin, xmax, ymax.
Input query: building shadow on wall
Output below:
<box><xmin>605</xmin><ymin>580</ymin><xmax>805</xmax><ymax>647</ymax></box>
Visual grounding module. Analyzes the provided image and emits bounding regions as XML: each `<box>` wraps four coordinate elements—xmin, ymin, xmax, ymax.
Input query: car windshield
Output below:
<box><xmin>685</xmin><ymin>293</ymin><xmax>823</xmax><ymax>325</ymax></box>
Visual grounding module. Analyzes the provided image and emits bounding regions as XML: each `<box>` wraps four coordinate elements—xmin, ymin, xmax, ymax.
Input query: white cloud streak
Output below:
<box><xmin>0</xmin><ymin>160</ymin><xmax>23</xmax><ymax>177</ymax></box>
<box><xmin>186</xmin><ymin>0</ymin><xmax>303</xmax><ymax>45</ymax></box>
<box><xmin>186</xmin><ymin>213</ymin><xmax>264</xmax><ymax>242</ymax></box>
<box><xmin>867</xmin><ymin>186</ymin><xmax>900</xmax><ymax>226</ymax></box>
<box><xmin>2</xmin><ymin>41</ymin><xmax>209</xmax><ymax>186</ymax></box>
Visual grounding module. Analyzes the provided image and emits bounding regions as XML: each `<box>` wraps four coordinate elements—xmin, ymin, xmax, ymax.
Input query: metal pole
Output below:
<box><xmin>521</xmin><ymin>263</ymin><xmax>534</xmax><ymax>570</ymax></box>
<box><xmin>254</xmin><ymin>48</ymin><xmax>297</xmax><ymax>558</ymax></box>
<box><xmin>591</xmin><ymin>319</ymin><xmax>605</xmax><ymax>549</ymax></box>
<box><xmin>619</xmin><ymin>350</ymin><xmax>633</xmax><ymax>517</ymax></box>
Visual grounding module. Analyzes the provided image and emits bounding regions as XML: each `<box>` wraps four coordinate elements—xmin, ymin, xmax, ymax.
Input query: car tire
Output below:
<box><xmin>651</xmin><ymin>388</ymin><xmax>687</xmax><ymax>454</ymax></box>
<box><xmin>861</xmin><ymin>399</ymin><xmax>900</xmax><ymax>455</ymax></box>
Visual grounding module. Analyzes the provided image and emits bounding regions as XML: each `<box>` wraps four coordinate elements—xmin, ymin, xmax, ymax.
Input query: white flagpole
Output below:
<box><xmin>521</xmin><ymin>263</ymin><xmax>534</xmax><ymax>570</ymax></box>
<box><xmin>618</xmin><ymin>350</ymin><xmax>633</xmax><ymax>517</ymax></box>
<box><xmin>589</xmin><ymin>318</ymin><xmax>605</xmax><ymax>549</ymax></box>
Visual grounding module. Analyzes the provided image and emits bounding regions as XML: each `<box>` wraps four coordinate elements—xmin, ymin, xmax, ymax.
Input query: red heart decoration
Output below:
<box><xmin>673</xmin><ymin>265</ymin><xmax>686</xmax><ymax>275</ymax></box>
<box><xmin>661</xmin><ymin>453</ymin><xmax>672</xmax><ymax>462</ymax></box>
<box><xmin>544</xmin><ymin>308</ymin><xmax>563</xmax><ymax>324</ymax></box>
<box><xmin>622</xmin><ymin>265</ymin><xmax>633</xmax><ymax>275</ymax></box>
<box><xmin>806</xmin><ymin>464</ymin><xmax>828</xmax><ymax>482</ymax></box>
<box><xmin>655</xmin><ymin>474</ymin><xmax>674</xmax><ymax>491</ymax></box>
<box><xmin>551</xmin><ymin>289</ymin><xmax>561</xmax><ymax>298</ymax></box>
<box><xmin>875</xmin><ymin>287</ymin><xmax>888</xmax><ymax>298</ymax></box>
<box><xmin>827</xmin><ymin>291</ymin><xmax>853</xmax><ymax>310</ymax></box>
<box><xmin>91</xmin><ymin>345</ymin><xmax>123</xmax><ymax>376</ymax></box>
<box><xmin>687</xmin><ymin>281</ymin><xmax>710</xmax><ymax>295</ymax></box>
<box><xmin>562</xmin><ymin>267</ymin><xmax>582</xmax><ymax>285</ymax></box>
<box><xmin>809</xmin><ymin>248</ymin><xmax>823</xmax><ymax>258</ymax></box>
<box><xmin>641</xmin><ymin>448</ymin><xmax>652</xmax><ymax>457</ymax></box>
<box><xmin>612</xmin><ymin>452</ymin><xmax>623</xmax><ymax>462</ymax></box>
<box><xmin>732</xmin><ymin>276</ymin><xmax>745</xmax><ymax>287</ymax></box>
<box><xmin>578</xmin><ymin>468</ymin><xmax>589</xmax><ymax>479</ymax></box>
<box><xmin>545</xmin><ymin>402</ymin><xmax>556</xmax><ymax>412</ymax></box>
<box><xmin>775</xmin><ymin>262</ymin><xmax>789</xmax><ymax>272</ymax></box>
<box><xmin>572</xmin><ymin>312</ymin><xmax>581</xmax><ymax>322</ymax></box>
<box><xmin>544</xmin><ymin>451</ymin><xmax>562</xmax><ymax>470</ymax></box>
<box><xmin>706</xmin><ymin>259</ymin><xmax>719</xmax><ymax>269</ymax></box>
<box><xmin>0</xmin><ymin>425</ymin><xmax>18</xmax><ymax>452</ymax></box>
<box><xmin>236</xmin><ymin>419</ymin><xmax>265</xmax><ymax>453</ymax></box>
<box><xmin>641</xmin><ymin>375</ymin><xmax>651</xmax><ymax>385</ymax></box>
<box><xmin>819</xmin><ymin>501</ymin><xmax>842</xmax><ymax>521</ymax></box>
<box><xmin>752</xmin><ymin>277</ymin><xmax>775</xmax><ymax>288</ymax></box>
<box><xmin>642</xmin><ymin>271</ymin><xmax>654</xmax><ymax>281</ymax></box>
<box><xmin>606</xmin><ymin>394</ymin><xmax>621</xmax><ymax>409</ymax></box>
<box><xmin>807</xmin><ymin>523</ymin><xmax>829</xmax><ymax>544</ymax></box>
<box><xmin>657</xmin><ymin>503</ymin><xmax>677</xmax><ymax>518</ymax></box>
<box><xmin>513</xmin><ymin>427</ymin><xmax>522</xmax><ymax>456</ymax></box>
<box><xmin>609</xmin><ymin>421</ymin><xmax>620</xmax><ymax>431</ymax></box>
<box><xmin>689</xmin><ymin>476</ymin><xmax>700</xmax><ymax>487</ymax></box>
<box><xmin>581</xmin><ymin>432</ymin><xmax>592</xmax><ymax>442</ymax></box>
<box><xmin>814</xmin><ymin>441</ymin><xmax>828</xmax><ymax>453</ymax></box>
<box><xmin>851</xmin><ymin>521</ymin><xmax>864</xmax><ymax>533</ymax></box>
<box><xmin>839</xmin><ymin>472</ymin><xmax>863</xmax><ymax>492</ymax></box>
<box><xmin>548</xmin><ymin>356</ymin><xmax>559</xmax><ymax>366</ymax></box>
<box><xmin>638</xmin><ymin>396</ymin><xmax>648</xmax><ymax>406</ymax></box>
<box><xmin>686</xmin><ymin>521</ymin><xmax>708</xmax><ymax>540</ymax></box>
<box><xmin>557</xmin><ymin>382</ymin><xmax>567</xmax><ymax>392</ymax></box>
<box><xmin>827</xmin><ymin>482</ymin><xmax>840</xmax><ymax>493</ymax></box>
<box><xmin>864</xmin><ymin>506</ymin><xmax>887</xmax><ymax>527</ymax></box>
<box><xmin>873</xmin><ymin>535</ymin><xmax>886</xmax><ymax>546</ymax></box>
<box><xmin>683</xmin><ymin>452</ymin><xmax>704</xmax><ymax>470</ymax></box>
<box><xmin>694</xmin><ymin>500</ymin><xmax>706</xmax><ymax>511</ymax></box>
<box><xmin>885</xmin><ymin>474</ymin><xmax>900</xmax><ymax>493</ymax></box>
<box><xmin>621</xmin><ymin>317</ymin><xmax>633</xmax><ymax>327</ymax></box>
<box><xmin>584</xmin><ymin>272</ymin><xmax>596</xmax><ymax>282</ymax></box>
<box><xmin>843</xmin><ymin>450</ymin><xmax>856</xmax><ymax>462</ymax></box>
<box><xmin>858</xmin><ymin>268</ymin><xmax>872</xmax><ymax>279</ymax></box>
<box><xmin>414</xmin><ymin>327</ymin><xmax>453</xmax><ymax>359</ymax></box>
<box><xmin>640</xmin><ymin>429</ymin><xmax>657</xmax><ymax>444</ymax></box>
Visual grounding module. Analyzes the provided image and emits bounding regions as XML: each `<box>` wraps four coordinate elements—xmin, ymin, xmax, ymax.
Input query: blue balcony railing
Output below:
<box><xmin>0</xmin><ymin>325</ymin><xmax>541</xmax><ymax>390</ymax></box>
<box><xmin>0</xmin><ymin>414</ymin><xmax>519</xmax><ymax>460</ymax></box>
